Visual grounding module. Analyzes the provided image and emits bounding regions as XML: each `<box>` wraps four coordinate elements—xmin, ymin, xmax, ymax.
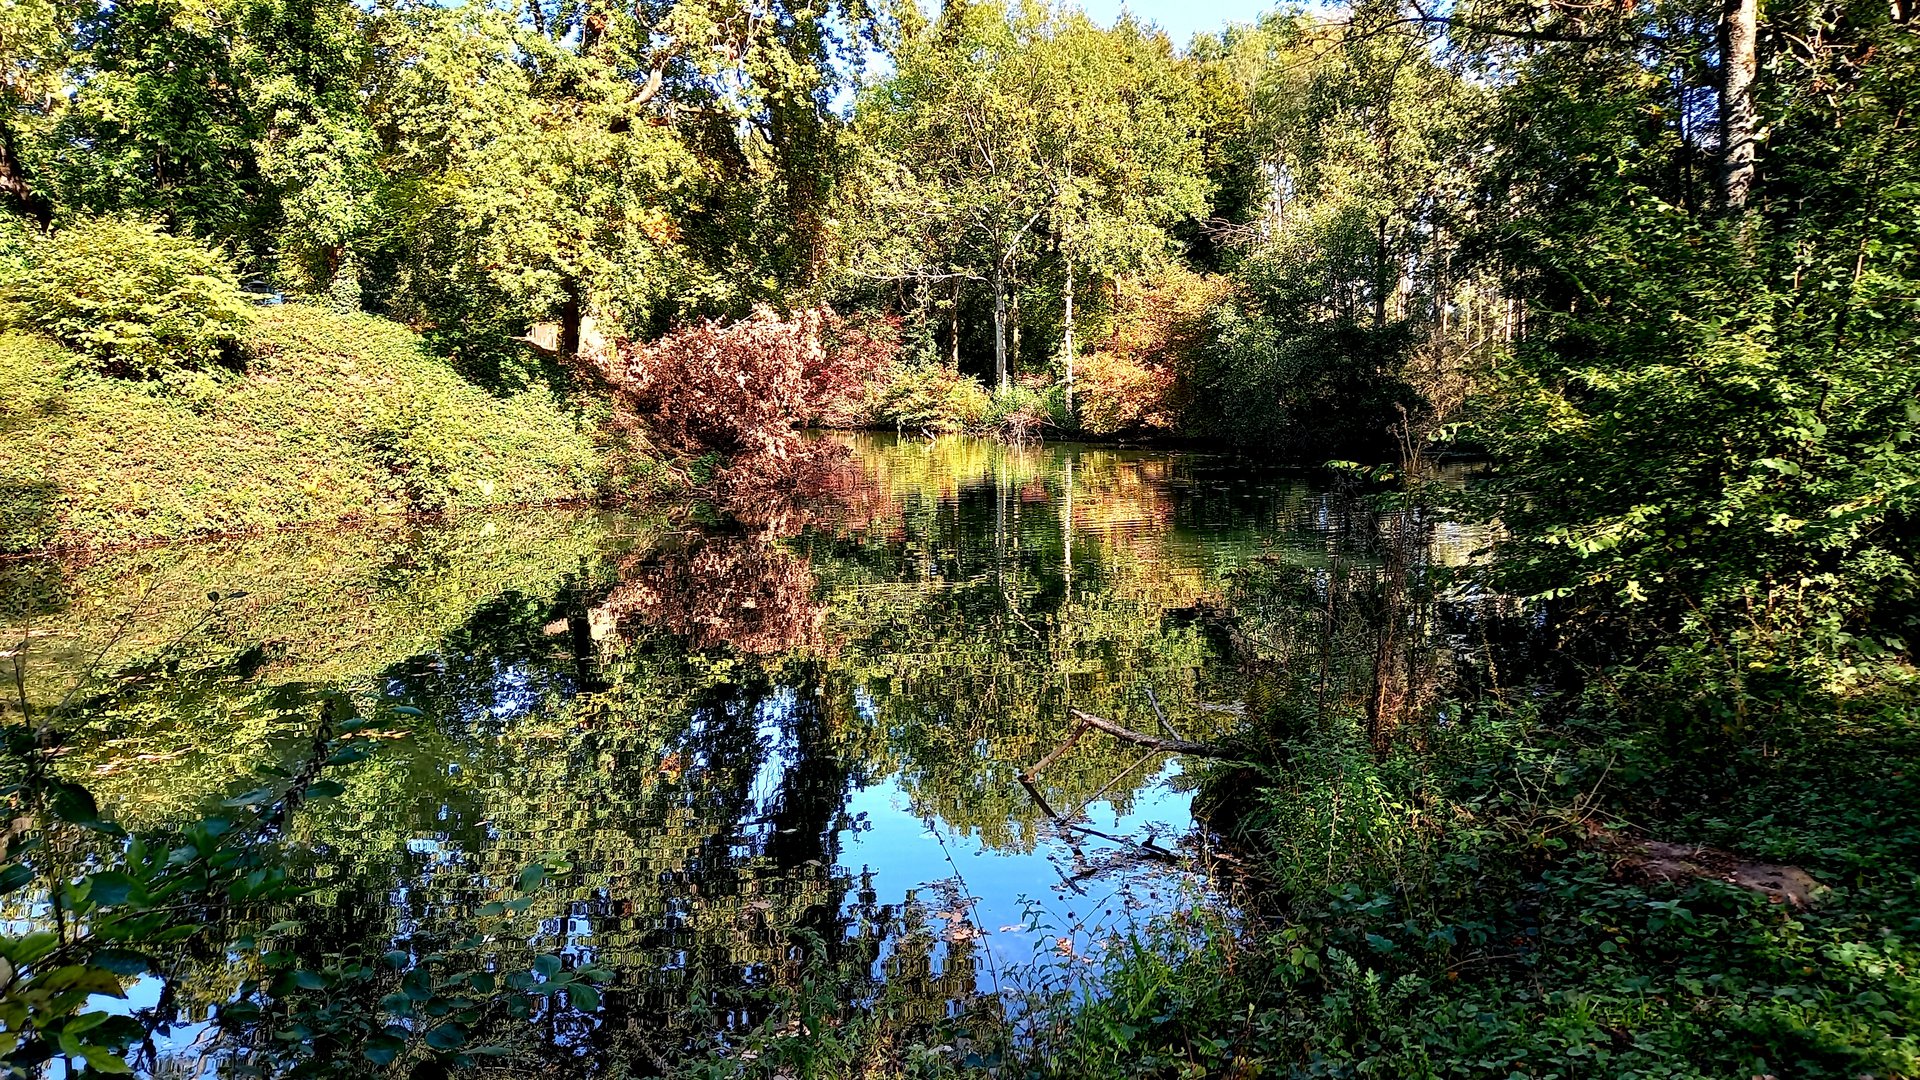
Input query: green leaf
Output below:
<box><xmin>533</xmin><ymin>954</ymin><xmax>562</xmax><ymax>979</ymax></box>
<box><xmin>517</xmin><ymin>863</ymin><xmax>547</xmax><ymax>894</ymax></box>
<box><xmin>565</xmin><ymin>982</ymin><xmax>600</xmax><ymax>1011</ymax></box>
<box><xmin>79</xmin><ymin>1045</ymin><xmax>133</xmax><ymax>1074</ymax></box>
<box><xmin>302</xmin><ymin>780</ymin><xmax>346</xmax><ymax>800</ymax></box>
<box><xmin>36</xmin><ymin>965</ymin><xmax>126</xmax><ymax>997</ymax></box>
<box><xmin>363</xmin><ymin>1033</ymin><xmax>405</xmax><ymax>1066</ymax></box>
<box><xmin>49</xmin><ymin>780</ymin><xmax>97</xmax><ymax>821</ymax></box>
<box><xmin>90</xmin><ymin>950</ymin><xmax>155</xmax><ymax>976</ymax></box>
<box><xmin>383</xmin><ymin>949</ymin><xmax>410</xmax><ymax>969</ymax></box>
<box><xmin>64</xmin><ymin>1010</ymin><xmax>112</xmax><ymax>1035</ymax></box>
<box><xmin>424</xmin><ymin>1023</ymin><xmax>468</xmax><ymax>1051</ymax></box>
<box><xmin>326</xmin><ymin>742</ymin><xmax>374</xmax><ymax>766</ymax></box>
<box><xmin>86</xmin><ymin>872</ymin><xmax>144</xmax><ymax>908</ymax></box>
<box><xmin>0</xmin><ymin>863</ymin><xmax>34</xmax><ymax>894</ymax></box>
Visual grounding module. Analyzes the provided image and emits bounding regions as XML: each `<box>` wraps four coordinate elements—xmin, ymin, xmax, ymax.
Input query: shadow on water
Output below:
<box><xmin>1</xmin><ymin>432</ymin><xmax>1514</xmax><ymax>1075</ymax></box>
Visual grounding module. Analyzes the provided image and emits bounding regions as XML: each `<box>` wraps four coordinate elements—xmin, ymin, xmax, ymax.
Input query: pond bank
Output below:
<box><xmin>0</xmin><ymin>304</ymin><xmax>632</xmax><ymax>555</ymax></box>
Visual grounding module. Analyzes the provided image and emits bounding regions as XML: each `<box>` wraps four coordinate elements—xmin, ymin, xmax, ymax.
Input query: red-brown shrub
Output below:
<box><xmin>594</xmin><ymin>531</ymin><xmax>822</xmax><ymax>656</ymax></box>
<box><xmin>591</xmin><ymin>305</ymin><xmax>899</xmax><ymax>462</ymax></box>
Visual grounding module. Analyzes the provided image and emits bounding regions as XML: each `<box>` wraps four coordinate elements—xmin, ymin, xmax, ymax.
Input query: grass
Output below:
<box><xmin>0</xmin><ymin>302</ymin><xmax>620</xmax><ymax>552</ymax></box>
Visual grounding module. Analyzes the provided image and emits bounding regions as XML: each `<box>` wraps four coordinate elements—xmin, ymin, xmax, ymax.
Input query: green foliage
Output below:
<box><xmin>863</xmin><ymin>362</ymin><xmax>993</xmax><ymax>433</ymax></box>
<box><xmin>1022</xmin><ymin>694</ymin><xmax>1920</xmax><ymax>1080</ymax></box>
<box><xmin>0</xmin><ymin>303</ymin><xmax>604</xmax><ymax>551</ymax></box>
<box><xmin>0</xmin><ymin>696</ymin><xmax>611</xmax><ymax>1077</ymax></box>
<box><xmin>841</xmin><ymin>0</ymin><xmax>1208</xmax><ymax>388</ymax></box>
<box><xmin>1473</xmin><ymin>0</ymin><xmax>1920</xmax><ymax>723</ymax></box>
<box><xmin>2</xmin><ymin>217</ymin><xmax>251</xmax><ymax>378</ymax></box>
<box><xmin>1192</xmin><ymin>290</ymin><xmax>1422</xmax><ymax>454</ymax></box>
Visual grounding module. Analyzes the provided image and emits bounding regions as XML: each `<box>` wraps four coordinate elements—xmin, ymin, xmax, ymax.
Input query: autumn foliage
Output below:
<box><xmin>591</xmin><ymin>306</ymin><xmax>897</xmax><ymax>465</ymax></box>
<box><xmin>1078</xmin><ymin>268</ymin><xmax>1230</xmax><ymax>435</ymax></box>
<box><xmin>594</xmin><ymin>531</ymin><xmax>824</xmax><ymax>656</ymax></box>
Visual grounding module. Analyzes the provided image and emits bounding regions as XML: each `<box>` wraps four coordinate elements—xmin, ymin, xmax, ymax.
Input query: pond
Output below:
<box><xmin>1</xmin><ymin>432</ymin><xmax>1499</xmax><ymax>1075</ymax></box>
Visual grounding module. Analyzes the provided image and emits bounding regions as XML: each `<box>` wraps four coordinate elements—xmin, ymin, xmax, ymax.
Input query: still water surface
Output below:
<box><xmin>4</xmin><ymin>432</ymin><xmax>1490</xmax><ymax>1072</ymax></box>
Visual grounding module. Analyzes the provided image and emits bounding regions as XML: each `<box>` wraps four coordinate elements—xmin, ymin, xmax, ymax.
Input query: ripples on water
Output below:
<box><xmin>0</xmin><ymin>432</ymin><xmax>1505</xmax><ymax>1073</ymax></box>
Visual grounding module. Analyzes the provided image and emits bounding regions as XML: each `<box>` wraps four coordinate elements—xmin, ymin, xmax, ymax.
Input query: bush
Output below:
<box><xmin>985</xmin><ymin>380</ymin><xmax>1066</xmax><ymax>439</ymax></box>
<box><xmin>863</xmin><ymin>361</ymin><xmax>991</xmax><ymax>433</ymax></box>
<box><xmin>1077</xmin><ymin>268</ymin><xmax>1228</xmax><ymax>435</ymax></box>
<box><xmin>0</xmin><ymin>304</ymin><xmax>609</xmax><ymax>550</ymax></box>
<box><xmin>594</xmin><ymin>306</ymin><xmax>887</xmax><ymax>459</ymax></box>
<box><xmin>4</xmin><ymin>216</ymin><xmax>252</xmax><ymax>378</ymax></box>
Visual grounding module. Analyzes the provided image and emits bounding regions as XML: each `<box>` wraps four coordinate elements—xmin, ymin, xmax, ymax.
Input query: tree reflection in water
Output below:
<box><xmin>4</xmin><ymin>433</ymin><xmax>1508</xmax><ymax>1075</ymax></box>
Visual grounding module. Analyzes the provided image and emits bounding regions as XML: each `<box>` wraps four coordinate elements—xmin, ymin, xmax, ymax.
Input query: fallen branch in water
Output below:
<box><xmin>1016</xmin><ymin>775</ymin><xmax>1184</xmax><ymax>866</ymax></box>
<box><xmin>1069</xmin><ymin>709</ymin><xmax>1229</xmax><ymax>757</ymax></box>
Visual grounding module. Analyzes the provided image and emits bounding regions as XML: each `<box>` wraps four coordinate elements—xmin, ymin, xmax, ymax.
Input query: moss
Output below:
<box><xmin>0</xmin><ymin>303</ymin><xmax>615</xmax><ymax>551</ymax></box>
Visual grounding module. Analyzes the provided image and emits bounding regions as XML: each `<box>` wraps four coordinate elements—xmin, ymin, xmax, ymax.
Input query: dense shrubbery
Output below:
<box><xmin>1037</xmin><ymin>687</ymin><xmax>1920</xmax><ymax>1080</ymax></box>
<box><xmin>1076</xmin><ymin>268</ymin><xmax>1226</xmax><ymax>436</ymax></box>
<box><xmin>590</xmin><ymin>305</ymin><xmax>889</xmax><ymax>463</ymax></box>
<box><xmin>0</xmin><ymin>304</ymin><xmax>608</xmax><ymax>550</ymax></box>
<box><xmin>1</xmin><ymin>217</ymin><xmax>253</xmax><ymax>378</ymax></box>
<box><xmin>861</xmin><ymin>361</ymin><xmax>994</xmax><ymax>434</ymax></box>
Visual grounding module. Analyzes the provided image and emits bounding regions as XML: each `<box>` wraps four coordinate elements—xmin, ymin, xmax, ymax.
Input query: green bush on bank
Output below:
<box><xmin>3</xmin><ymin>216</ymin><xmax>254</xmax><ymax>378</ymax></box>
<box><xmin>0</xmin><ymin>303</ymin><xmax>608</xmax><ymax>551</ymax></box>
<box><xmin>862</xmin><ymin>360</ymin><xmax>993</xmax><ymax>433</ymax></box>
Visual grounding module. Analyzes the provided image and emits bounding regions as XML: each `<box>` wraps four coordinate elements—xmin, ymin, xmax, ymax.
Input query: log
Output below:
<box><xmin>1069</xmin><ymin>709</ymin><xmax>1228</xmax><ymax>757</ymax></box>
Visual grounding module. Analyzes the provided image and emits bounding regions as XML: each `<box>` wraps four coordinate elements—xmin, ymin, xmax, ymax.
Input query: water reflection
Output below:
<box><xmin>1</xmin><ymin>433</ymin><xmax>1503</xmax><ymax>1074</ymax></box>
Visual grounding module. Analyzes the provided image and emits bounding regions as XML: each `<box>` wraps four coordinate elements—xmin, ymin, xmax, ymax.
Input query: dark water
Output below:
<box><xmin>2</xmin><ymin>432</ymin><xmax>1495</xmax><ymax>1074</ymax></box>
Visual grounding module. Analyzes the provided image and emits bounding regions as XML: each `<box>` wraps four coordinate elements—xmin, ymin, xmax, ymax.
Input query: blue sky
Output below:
<box><xmin>1076</xmin><ymin>0</ymin><xmax>1275</xmax><ymax>44</ymax></box>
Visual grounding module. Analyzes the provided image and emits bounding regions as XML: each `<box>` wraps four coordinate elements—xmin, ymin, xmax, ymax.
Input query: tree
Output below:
<box><xmin>844</xmin><ymin>0</ymin><xmax>1205</xmax><ymax>394</ymax></box>
<box><xmin>1038</xmin><ymin>12</ymin><xmax>1208</xmax><ymax>412</ymax></box>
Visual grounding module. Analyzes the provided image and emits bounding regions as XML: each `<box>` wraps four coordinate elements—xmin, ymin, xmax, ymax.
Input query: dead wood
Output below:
<box><xmin>1587</xmin><ymin>825</ymin><xmax>1827</xmax><ymax>909</ymax></box>
<box><xmin>1069</xmin><ymin>709</ymin><xmax>1229</xmax><ymax>757</ymax></box>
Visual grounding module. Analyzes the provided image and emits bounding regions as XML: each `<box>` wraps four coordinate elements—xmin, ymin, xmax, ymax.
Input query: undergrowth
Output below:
<box><xmin>0</xmin><ymin>303</ymin><xmax>626</xmax><ymax>552</ymax></box>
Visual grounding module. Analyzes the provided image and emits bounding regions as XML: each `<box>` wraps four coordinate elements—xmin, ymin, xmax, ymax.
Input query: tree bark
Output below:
<box><xmin>559</xmin><ymin>279</ymin><xmax>584</xmax><ymax>366</ymax></box>
<box><xmin>1062</xmin><ymin>260</ymin><xmax>1076</xmax><ymax>415</ymax></box>
<box><xmin>992</xmin><ymin>263</ymin><xmax>1008</xmax><ymax>392</ymax></box>
<box><xmin>1718</xmin><ymin>0</ymin><xmax>1759</xmax><ymax>210</ymax></box>
<box><xmin>1373</xmin><ymin>215</ymin><xmax>1390</xmax><ymax>327</ymax></box>
<box><xmin>949</xmin><ymin>278</ymin><xmax>962</xmax><ymax>369</ymax></box>
<box><xmin>0</xmin><ymin>125</ymin><xmax>52</xmax><ymax>229</ymax></box>
<box><xmin>1009</xmin><ymin>287</ymin><xmax>1021</xmax><ymax>380</ymax></box>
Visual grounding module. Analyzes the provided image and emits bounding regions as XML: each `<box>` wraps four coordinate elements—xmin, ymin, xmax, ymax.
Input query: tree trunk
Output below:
<box><xmin>1373</xmin><ymin>215</ymin><xmax>1390</xmax><ymax>327</ymax></box>
<box><xmin>1061</xmin><ymin>260</ymin><xmax>1076</xmax><ymax>416</ymax></box>
<box><xmin>559</xmin><ymin>280</ymin><xmax>584</xmax><ymax>366</ymax></box>
<box><xmin>1010</xmin><ymin>288</ymin><xmax>1021</xmax><ymax>382</ymax></box>
<box><xmin>0</xmin><ymin>125</ymin><xmax>52</xmax><ymax>229</ymax></box>
<box><xmin>992</xmin><ymin>263</ymin><xmax>1008</xmax><ymax>393</ymax></box>
<box><xmin>1718</xmin><ymin>0</ymin><xmax>1759</xmax><ymax>210</ymax></box>
<box><xmin>949</xmin><ymin>279</ymin><xmax>962</xmax><ymax>369</ymax></box>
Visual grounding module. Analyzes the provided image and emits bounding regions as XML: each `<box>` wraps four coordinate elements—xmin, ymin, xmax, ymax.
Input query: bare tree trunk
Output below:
<box><xmin>1061</xmin><ymin>260</ymin><xmax>1076</xmax><ymax>416</ymax></box>
<box><xmin>992</xmin><ymin>263</ymin><xmax>1008</xmax><ymax>393</ymax></box>
<box><xmin>1010</xmin><ymin>287</ymin><xmax>1021</xmax><ymax>381</ymax></box>
<box><xmin>1373</xmin><ymin>215</ymin><xmax>1390</xmax><ymax>327</ymax></box>
<box><xmin>949</xmin><ymin>279</ymin><xmax>962</xmax><ymax>370</ymax></box>
<box><xmin>559</xmin><ymin>279</ymin><xmax>584</xmax><ymax>366</ymax></box>
<box><xmin>1718</xmin><ymin>0</ymin><xmax>1759</xmax><ymax>210</ymax></box>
